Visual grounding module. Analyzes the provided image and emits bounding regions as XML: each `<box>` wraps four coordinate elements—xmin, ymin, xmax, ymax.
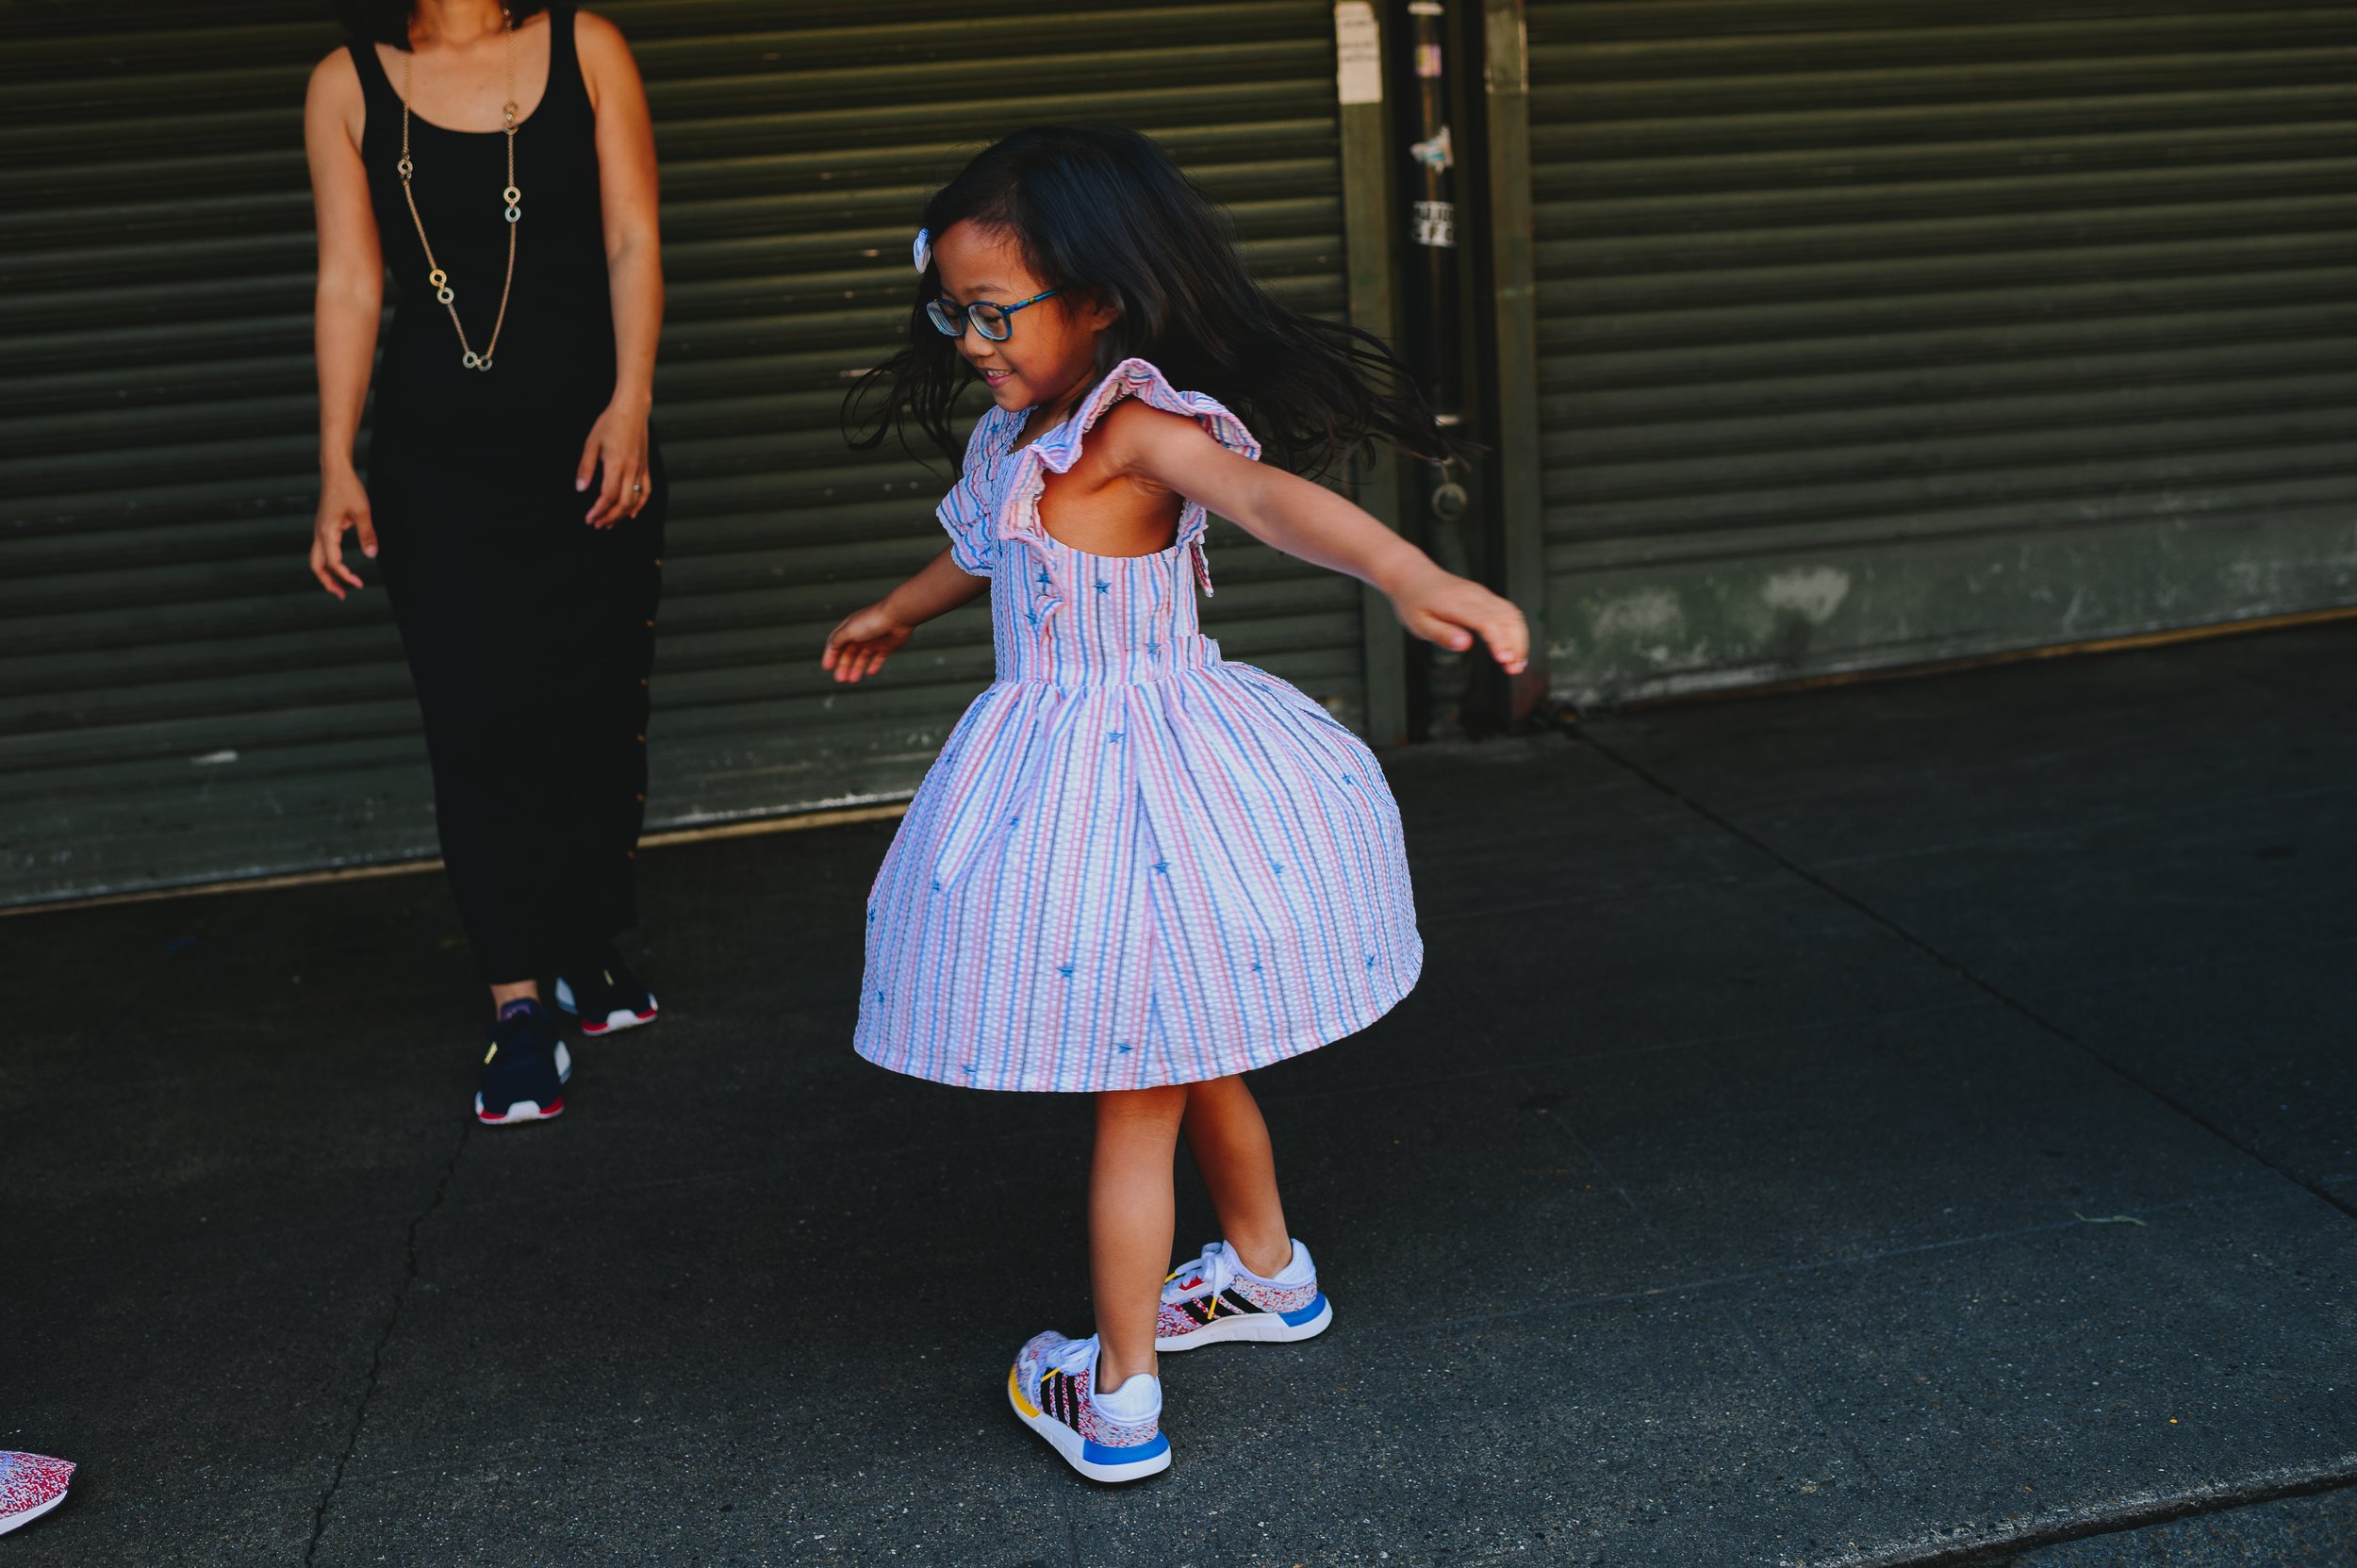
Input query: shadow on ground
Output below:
<box><xmin>6</xmin><ymin>623</ymin><xmax>2355</xmax><ymax>1566</ymax></box>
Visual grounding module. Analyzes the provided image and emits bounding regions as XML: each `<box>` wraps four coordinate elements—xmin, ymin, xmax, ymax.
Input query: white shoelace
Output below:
<box><xmin>1047</xmin><ymin>1334</ymin><xmax>1101</xmax><ymax>1379</ymax></box>
<box><xmin>1162</xmin><ymin>1241</ymin><xmax>1236</xmax><ymax>1306</ymax></box>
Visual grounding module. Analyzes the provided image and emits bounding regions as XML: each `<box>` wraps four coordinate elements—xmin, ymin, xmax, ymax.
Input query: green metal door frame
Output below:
<box><xmin>1478</xmin><ymin>0</ymin><xmax>1551</xmax><ymax>710</ymax></box>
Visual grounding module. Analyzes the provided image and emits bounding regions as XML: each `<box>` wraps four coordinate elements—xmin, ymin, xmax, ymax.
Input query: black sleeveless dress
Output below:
<box><xmin>353</xmin><ymin>7</ymin><xmax>665</xmax><ymax>983</ymax></box>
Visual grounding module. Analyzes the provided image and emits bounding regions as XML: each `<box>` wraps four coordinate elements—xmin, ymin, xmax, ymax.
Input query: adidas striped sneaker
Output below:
<box><xmin>0</xmin><ymin>1451</ymin><xmax>74</xmax><ymax>1537</ymax></box>
<box><xmin>1007</xmin><ymin>1331</ymin><xmax>1170</xmax><ymax>1483</ymax></box>
<box><xmin>1156</xmin><ymin>1238</ymin><xmax>1332</xmax><ymax>1352</ymax></box>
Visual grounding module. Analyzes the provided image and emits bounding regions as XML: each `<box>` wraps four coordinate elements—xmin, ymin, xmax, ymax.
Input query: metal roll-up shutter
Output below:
<box><xmin>0</xmin><ymin>0</ymin><xmax>1361</xmax><ymax>907</ymax></box>
<box><xmin>1523</xmin><ymin>1</ymin><xmax>2357</xmax><ymax>705</ymax></box>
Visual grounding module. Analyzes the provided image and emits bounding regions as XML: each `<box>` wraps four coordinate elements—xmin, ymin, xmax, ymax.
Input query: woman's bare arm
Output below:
<box><xmin>576</xmin><ymin>10</ymin><xmax>664</xmax><ymax>526</ymax></box>
<box><xmin>305</xmin><ymin>48</ymin><xmax>384</xmax><ymax>597</ymax></box>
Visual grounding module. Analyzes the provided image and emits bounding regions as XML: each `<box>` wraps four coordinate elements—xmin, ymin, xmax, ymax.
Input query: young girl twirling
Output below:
<box><xmin>829</xmin><ymin>125</ymin><xmax>1527</xmax><ymax>1482</ymax></box>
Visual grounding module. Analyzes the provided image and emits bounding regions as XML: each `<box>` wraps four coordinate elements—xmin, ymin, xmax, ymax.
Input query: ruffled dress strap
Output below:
<box><xmin>936</xmin><ymin>407</ymin><xmax>1014</xmax><ymax>577</ymax></box>
<box><xmin>997</xmin><ymin>357</ymin><xmax>1261</xmax><ymax>597</ymax></box>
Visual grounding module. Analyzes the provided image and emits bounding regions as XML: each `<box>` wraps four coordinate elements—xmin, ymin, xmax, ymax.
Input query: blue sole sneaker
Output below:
<box><xmin>1156</xmin><ymin>1239</ymin><xmax>1332</xmax><ymax>1352</ymax></box>
<box><xmin>1008</xmin><ymin>1331</ymin><xmax>1171</xmax><ymax>1483</ymax></box>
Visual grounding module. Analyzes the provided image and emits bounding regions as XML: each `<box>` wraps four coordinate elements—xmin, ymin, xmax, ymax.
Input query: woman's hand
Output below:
<box><xmin>822</xmin><ymin>603</ymin><xmax>917</xmax><ymax>684</ymax></box>
<box><xmin>576</xmin><ymin>398</ymin><xmax>652</xmax><ymax>528</ymax></box>
<box><xmin>310</xmin><ymin>466</ymin><xmax>375</xmax><ymax>601</ymax></box>
<box><xmin>1390</xmin><ymin>560</ymin><xmax>1531</xmax><ymax>675</ymax></box>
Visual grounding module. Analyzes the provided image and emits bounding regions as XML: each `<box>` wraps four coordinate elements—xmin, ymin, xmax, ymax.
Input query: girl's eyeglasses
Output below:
<box><xmin>926</xmin><ymin>289</ymin><xmax>1059</xmax><ymax>342</ymax></box>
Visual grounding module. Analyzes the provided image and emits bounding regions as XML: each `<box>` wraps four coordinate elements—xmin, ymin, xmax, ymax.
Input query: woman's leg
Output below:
<box><xmin>1091</xmin><ymin>1084</ymin><xmax>1189</xmax><ymax>1389</ymax></box>
<box><xmin>372</xmin><ymin>444</ymin><xmax>561</xmax><ymax>1002</ymax></box>
<box><xmin>1180</xmin><ymin>1074</ymin><xmax>1294</xmax><ymax>1277</ymax></box>
<box><xmin>540</xmin><ymin>469</ymin><xmax>665</xmax><ymax>970</ymax></box>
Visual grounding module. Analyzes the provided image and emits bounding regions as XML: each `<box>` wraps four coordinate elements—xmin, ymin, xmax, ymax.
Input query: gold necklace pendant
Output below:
<box><xmin>395</xmin><ymin>7</ymin><xmax>521</xmax><ymax>372</ymax></box>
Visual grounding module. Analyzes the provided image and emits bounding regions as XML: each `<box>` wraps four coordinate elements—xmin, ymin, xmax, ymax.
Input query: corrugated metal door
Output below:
<box><xmin>1523</xmin><ymin>1</ymin><xmax>2357</xmax><ymax>704</ymax></box>
<box><xmin>0</xmin><ymin>0</ymin><xmax>1363</xmax><ymax>906</ymax></box>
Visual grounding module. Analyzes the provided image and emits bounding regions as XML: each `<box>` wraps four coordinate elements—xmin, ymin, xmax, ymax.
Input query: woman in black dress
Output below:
<box><xmin>304</xmin><ymin>0</ymin><xmax>666</xmax><ymax>1126</ymax></box>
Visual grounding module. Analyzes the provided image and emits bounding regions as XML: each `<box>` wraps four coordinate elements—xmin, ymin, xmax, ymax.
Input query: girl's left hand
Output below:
<box><xmin>822</xmin><ymin>602</ymin><xmax>916</xmax><ymax>684</ymax></box>
<box><xmin>576</xmin><ymin>398</ymin><xmax>653</xmax><ymax>528</ymax></box>
<box><xmin>1392</xmin><ymin>563</ymin><xmax>1531</xmax><ymax>675</ymax></box>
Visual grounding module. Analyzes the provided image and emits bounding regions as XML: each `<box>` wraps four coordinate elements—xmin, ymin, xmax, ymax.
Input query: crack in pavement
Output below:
<box><xmin>1426</xmin><ymin>1464</ymin><xmax>2357</xmax><ymax>1568</ymax></box>
<box><xmin>1568</xmin><ymin>725</ymin><xmax>2357</xmax><ymax>1228</ymax></box>
<box><xmin>1826</xmin><ymin>1461</ymin><xmax>2357</xmax><ymax>1566</ymax></box>
<box><xmin>304</xmin><ymin>1118</ymin><xmax>473</xmax><ymax>1567</ymax></box>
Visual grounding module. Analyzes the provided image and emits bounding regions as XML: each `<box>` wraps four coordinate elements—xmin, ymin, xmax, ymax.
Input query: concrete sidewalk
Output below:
<box><xmin>6</xmin><ymin>622</ymin><xmax>2354</xmax><ymax>1567</ymax></box>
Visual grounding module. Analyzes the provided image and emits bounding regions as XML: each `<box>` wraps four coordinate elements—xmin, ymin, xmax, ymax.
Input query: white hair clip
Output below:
<box><xmin>913</xmin><ymin>227</ymin><xmax>932</xmax><ymax>273</ymax></box>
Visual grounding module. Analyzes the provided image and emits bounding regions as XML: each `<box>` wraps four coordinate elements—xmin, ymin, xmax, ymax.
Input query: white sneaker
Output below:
<box><xmin>1155</xmin><ymin>1239</ymin><xmax>1332</xmax><ymax>1352</ymax></box>
<box><xmin>1007</xmin><ymin>1331</ymin><xmax>1171</xmax><ymax>1482</ymax></box>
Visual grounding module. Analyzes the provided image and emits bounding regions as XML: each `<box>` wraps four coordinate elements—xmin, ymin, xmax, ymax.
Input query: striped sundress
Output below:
<box><xmin>854</xmin><ymin>358</ymin><xmax>1422</xmax><ymax>1094</ymax></box>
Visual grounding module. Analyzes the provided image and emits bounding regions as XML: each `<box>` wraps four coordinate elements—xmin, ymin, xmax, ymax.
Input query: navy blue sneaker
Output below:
<box><xmin>476</xmin><ymin>999</ymin><xmax>571</xmax><ymax>1126</ymax></box>
<box><xmin>553</xmin><ymin>947</ymin><xmax>659</xmax><ymax>1037</ymax></box>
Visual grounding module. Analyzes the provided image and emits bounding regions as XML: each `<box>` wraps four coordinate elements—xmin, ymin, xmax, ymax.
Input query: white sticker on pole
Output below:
<box><xmin>1336</xmin><ymin>2</ymin><xmax>1382</xmax><ymax>106</ymax></box>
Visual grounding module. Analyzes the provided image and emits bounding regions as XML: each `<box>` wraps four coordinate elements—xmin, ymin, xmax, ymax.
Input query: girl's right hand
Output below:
<box><xmin>823</xmin><ymin>603</ymin><xmax>915</xmax><ymax>684</ymax></box>
<box><xmin>310</xmin><ymin>468</ymin><xmax>376</xmax><ymax>601</ymax></box>
<box><xmin>1391</xmin><ymin>561</ymin><xmax>1531</xmax><ymax>675</ymax></box>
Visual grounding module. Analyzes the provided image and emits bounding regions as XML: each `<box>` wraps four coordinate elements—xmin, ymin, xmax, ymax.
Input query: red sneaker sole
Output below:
<box><xmin>476</xmin><ymin>1096</ymin><xmax>565</xmax><ymax>1126</ymax></box>
<box><xmin>579</xmin><ymin>1010</ymin><xmax>658</xmax><ymax>1036</ymax></box>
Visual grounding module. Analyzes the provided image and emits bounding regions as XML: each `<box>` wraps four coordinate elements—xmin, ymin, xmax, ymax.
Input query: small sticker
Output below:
<box><xmin>1335</xmin><ymin>2</ymin><xmax>1381</xmax><ymax>106</ymax></box>
<box><xmin>1412</xmin><ymin>199</ymin><xmax>1457</xmax><ymax>248</ymax></box>
<box><xmin>1415</xmin><ymin>41</ymin><xmax>1444</xmax><ymax>78</ymax></box>
<box><xmin>1410</xmin><ymin>124</ymin><xmax>1454</xmax><ymax>172</ymax></box>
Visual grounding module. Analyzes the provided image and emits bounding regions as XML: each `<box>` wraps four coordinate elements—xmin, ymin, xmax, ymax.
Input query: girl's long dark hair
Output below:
<box><xmin>845</xmin><ymin>124</ymin><xmax>1457</xmax><ymax>478</ymax></box>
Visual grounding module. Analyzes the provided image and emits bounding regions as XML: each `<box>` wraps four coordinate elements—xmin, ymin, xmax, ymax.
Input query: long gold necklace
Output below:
<box><xmin>394</xmin><ymin>7</ymin><xmax>521</xmax><ymax>371</ymax></box>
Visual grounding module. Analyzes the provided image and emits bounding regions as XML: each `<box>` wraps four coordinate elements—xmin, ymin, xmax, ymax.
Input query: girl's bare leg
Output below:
<box><xmin>1179</xmin><ymin>1074</ymin><xmax>1294</xmax><ymax>1277</ymax></box>
<box><xmin>1091</xmin><ymin>1085</ymin><xmax>1189</xmax><ymax>1389</ymax></box>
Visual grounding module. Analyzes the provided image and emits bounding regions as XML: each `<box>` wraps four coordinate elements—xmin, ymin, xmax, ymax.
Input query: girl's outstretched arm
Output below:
<box><xmin>822</xmin><ymin>547</ymin><xmax>990</xmax><ymax>684</ymax></box>
<box><xmin>1100</xmin><ymin>402</ymin><xmax>1530</xmax><ymax>674</ymax></box>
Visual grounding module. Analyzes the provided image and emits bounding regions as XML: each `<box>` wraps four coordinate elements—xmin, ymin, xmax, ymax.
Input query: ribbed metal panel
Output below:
<box><xmin>0</xmin><ymin>0</ymin><xmax>1361</xmax><ymax>905</ymax></box>
<box><xmin>1524</xmin><ymin>1</ymin><xmax>2357</xmax><ymax>704</ymax></box>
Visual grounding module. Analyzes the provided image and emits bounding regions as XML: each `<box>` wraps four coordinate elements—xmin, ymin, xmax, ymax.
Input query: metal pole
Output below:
<box><xmin>1334</xmin><ymin>1</ymin><xmax>1411</xmax><ymax>747</ymax></box>
<box><xmin>1403</xmin><ymin>0</ymin><xmax>1475</xmax><ymax>735</ymax></box>
<box><xmin>1407</xmin><ymin>0</ymin><xmax>1469</xmax><ymax>524</ymax></box>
